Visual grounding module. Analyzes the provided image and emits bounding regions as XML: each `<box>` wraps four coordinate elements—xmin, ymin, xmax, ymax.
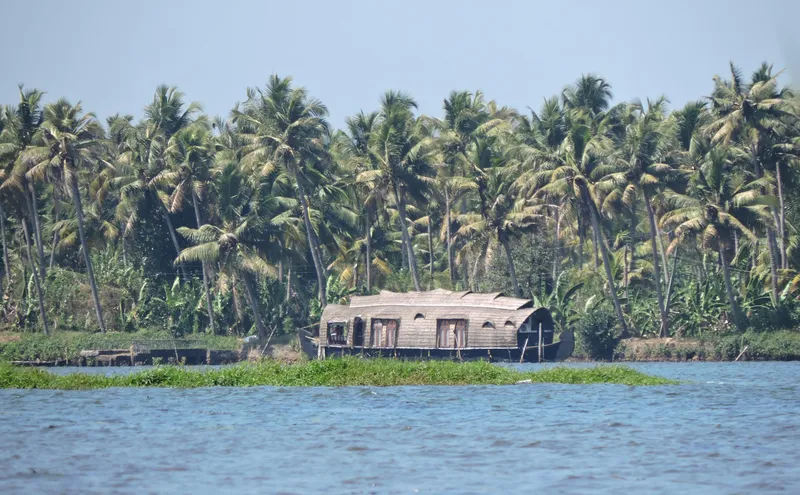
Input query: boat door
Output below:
<box><xmin>353</xmin><ymin>317</ymin><xmax>364</xmax><ymax>347</ymax></box>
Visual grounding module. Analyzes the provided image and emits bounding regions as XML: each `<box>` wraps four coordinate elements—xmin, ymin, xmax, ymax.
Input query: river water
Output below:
<box><xmin>1</xmin><ymin>362</ymin><xmax>798</xmax><ymax>494</ymax></box>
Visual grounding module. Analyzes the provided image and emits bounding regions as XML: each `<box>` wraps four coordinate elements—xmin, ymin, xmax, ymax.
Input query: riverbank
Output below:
<box><xmin>612</xmin><ymin>331</ymin><xmax>800</xmax><ymax>362</ymax></box>
<box><xmin>0</xmin><ymin>358</ymin><xmax>675</xmax><ymax>388</ymax></box>
<box><xmin>3</xmin><ymin>330</ymin><xmax>799</xmax><ymax>365</ymax></box>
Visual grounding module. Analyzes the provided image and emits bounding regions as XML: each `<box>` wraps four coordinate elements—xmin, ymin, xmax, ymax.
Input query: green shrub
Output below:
<box><xmin>576</xmin><ymin>305</ymin><xmax>620</xmax><ymax>361</ymax></box>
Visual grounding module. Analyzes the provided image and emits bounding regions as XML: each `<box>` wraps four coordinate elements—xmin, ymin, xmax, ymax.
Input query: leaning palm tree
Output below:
<box><xmin>176</xmin><ymin>220</ymin><xmax>275</xmax><ymax>339</ymax></box>
<box><xmin>519</xmin><ymin>107</ymin><xmax>631</xmax><ymax>335</ymax></box>
<box><xmin>25</xmin><ymin>99</ymin><xmax>107</xmax><ymax>333</ymax></box>
<box><xmin>662</xmin><ymin>146</ymin><xmax>776</xmax><ymax>329</ymax></box>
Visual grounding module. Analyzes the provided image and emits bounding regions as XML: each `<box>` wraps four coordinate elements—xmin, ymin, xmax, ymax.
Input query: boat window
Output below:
<box><xmin>370</xmin><ymin>319</ymin><xmax>399</xmax><ymax>348</ymax></box>
<box><xmin>437</xmin><ymin>319</ymin><xmax>467</xmax><ymax>349</ymax></box>
<box><xmin>414</xmin><ymin>313</ymin><xmax>425</xmax><ymax>320</ymax></box>
<box><xmin>328</xmin><ymin>321</ymin><xmax>347</xmax><ymax>345</ymax></box>
<box><xmin>505</xmin><ymin>320</ymin><xmax>515</xmax><ymax>327</ymax></box>
<box><xmin>482</xmin><ymin>321</ymin><xmax>495</xmax><ymax>329</ymax></box>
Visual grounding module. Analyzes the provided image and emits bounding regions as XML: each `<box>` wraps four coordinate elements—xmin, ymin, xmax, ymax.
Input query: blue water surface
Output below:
<box><xmin>0</xmin><ymin>362</ymin><xmax>798</xmax><ymax>494</ymax></box>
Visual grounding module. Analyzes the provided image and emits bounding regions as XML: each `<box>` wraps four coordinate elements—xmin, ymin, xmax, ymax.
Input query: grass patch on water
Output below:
<box><xmin>0</xmin><ymin>358</ymin><xmax>675</xmax><ymax>389</ymax></box>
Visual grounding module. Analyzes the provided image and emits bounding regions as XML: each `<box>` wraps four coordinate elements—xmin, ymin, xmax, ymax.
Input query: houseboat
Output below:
<box><xmin>301</xmin><ymin>289</ymin><xmax>574</xmax><ymax>362</ymax></box>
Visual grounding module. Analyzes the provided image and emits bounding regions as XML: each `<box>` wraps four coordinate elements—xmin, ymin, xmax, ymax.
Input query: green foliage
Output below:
<box><xmin>576</xmin><ymin>304</ymin><xmax>621</xmax><ymax>360</ymax></box>
<box><xmin>0</xmin><ymin>358</ymin><xmax>675</xmax><ymax>389</ymax></box>
<box><xmin>3</xmin><ymin>63</ymin><xmax>800</xmax><ymax>353</ymax></box>
<box><xmin>707</xmin><ymin>331</ymin><xmax>800</xmax><ymax>361</ymax></box>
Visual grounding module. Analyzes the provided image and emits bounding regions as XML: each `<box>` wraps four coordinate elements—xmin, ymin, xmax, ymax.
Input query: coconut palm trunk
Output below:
<box><xmin>445</xmin><ymin>190</ymin><xmax>456</xmax><ymax>285</ymax></box>
<box><xmin>28</xmin><ymin>185</ymin><xmax>46</xmax><ymax>279</ymax></box>
<box><xmin>365</xmin><ymin>209</ymin><xmax>372</xmax><ymax>293</ymax></box>
<box><xmin>242</xmin><ymin>272</ymin><xmax>268</xmax><ymax>339</ymax></box>
<box><xmin>22</xmin><ymin>219</ymin><xmax>49</xmax><ymax>334</ymax></box>
<box><xmin>49</xmin><ymin>188</ymin><xmax>60</xmax><ymax>269</ymax></box>
<box><xmin>776</xmin><ymin>163</ymin><xmax>787</xmax><ymax>269</ymax></box>
<box><xmin>766</xmin><ymin>229</ymin><xmax>780</xmax><ymax>303</ymax></box>
<box><xmin>0</xmin><ymin>204</ymin><xmax>10</xmax><ymax>294</ymax></box>
<box><xmin>644</xmin><ymin>195</ymin><xmax>669</xmax><ymax>337</ymax></box>
<box><xmin>153</xmin><ymin>192</ymin><xmax>188</xmax><ymax>280</ymax></box>
<box><xmin>394</xmin><ymin>185</ymin><xmax>422</xmax><ymax>291</ymax></box>
<box><xmin>499</xmin><ymin>230</ymin><xmax>521</xmax><ymax>297</ymax></box>
<box><xmin>718</xmin><ymin>244</ymin><xmax>742</xmax><ymax>330</ymax></box>
<box><xmin>428</xmin><ymin>218</ymin><xmax>434</xmax><ymax>288</ymax></box>
<box><xmin>285</xmin><ymin>266</ymin><xmax>292</xmax><ymax>303</ymax></box>
<box><xmin>584</xmin><ymin>190</ymin><xmax>629</xmax><ymax>336</ymax></box>
<box><xmin>70</xmin><ymin>176</ymin><xmax>106</xmax><ymax>334</ymax></box>
<box><xmin>295</xmin><ymin>181</ymin><xmax>327</xmax><ymax>307</ymax></box>
<box><xmin>577</xmin><ymin>215</ymin><xmax>585</xmax><ymax>267</ymax></box>
<box><xmin>189</xmin><ymin>186</ymin><xmax>217</xmax><ymax>334</ymax></box>
<box><xmin>751</xmin><ymin>145</ymin><xmax>780</xmax><ymax>299</ymax></box>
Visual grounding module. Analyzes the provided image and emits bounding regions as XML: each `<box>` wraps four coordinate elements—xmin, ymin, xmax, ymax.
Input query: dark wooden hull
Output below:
<box><xmin>300</xmin><ymin>329</ymin><xmax>574</xmax><ymax>363</ymax></box>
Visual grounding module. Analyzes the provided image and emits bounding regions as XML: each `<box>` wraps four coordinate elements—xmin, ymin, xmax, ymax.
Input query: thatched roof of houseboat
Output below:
<box><xmin>321</xmin><ymin>289</ymin><xmax>552</xmax><ymax>333</ymax></box>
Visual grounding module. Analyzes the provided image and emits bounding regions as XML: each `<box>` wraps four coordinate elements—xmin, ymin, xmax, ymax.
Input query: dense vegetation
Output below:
<box><xmin>0</xmin><ymin>359</ymin><xmax>674</xmax><ymax>388</ymax></box>
<box><xmin>2</xmin><ymin>62</ymin><xmax>800</xmax><ymax>350</ymax></box>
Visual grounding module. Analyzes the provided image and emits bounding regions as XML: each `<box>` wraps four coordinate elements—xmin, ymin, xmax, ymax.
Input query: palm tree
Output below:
<box><xmin>707</xmin><ymin>62</ymin><xmax>795</xmax><ymax>279</ymax></box>
<box><xmin>25</xmin><ymin>100</ymin><xmax>107</xmax><ymax>333</ymax></box>
<box><xmin>535</xmin><ymin>115</ymin><xmax>629</xmax><ymax>334</ymax></box>
<box><xmin>458</xmin><ymin>164</ymin><xmax>542</xmax><ymax>297</ymax></box>
<box><xmin>176</xmin><ymin>162</ymin><xmax>276</xmax><ymax>339</ymax></box>
<box><xmin>165</xmin><ymin>123</ymin><xmax>217</xmax><ymax>333</ymax></box>
<box><xmin>562</xmin><ymin>75</ymin><xmax>614</xmax><ymax>120</ymax></box>
<box><xmin>235</xmin><ymin>75</ymin><xmax>331</xmax><ymax>306</ymax></box>
<box><xmin>338</xmin><ymin>111</ymin><xmax>383</xmax><ymax>292</ymax></box>
<box><xmin>366</xmin><ymin>91</ymin><xmax>436</xmax><ymax>291</ymax></box>
<box><xmin>0</xmin><ymin>86</ymin><xmax>47</xmax><ymax>279</ymax></box>
<box><xmin>604</xmin><ymin>97</ymin><xmax>676</xmax><ymax>336</ymax></box>
<box><xmin>662</xmin><ymin>146</ymin><xmax>775</xmax><ymax>329</ymax></box>
<box><xmin>107</xmin><ymin>118</ymin><xmax>189</xmax><ymax>280</ymax></box>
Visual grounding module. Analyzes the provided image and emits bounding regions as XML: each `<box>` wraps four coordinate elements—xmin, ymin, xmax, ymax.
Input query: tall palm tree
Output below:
<box><xmin>165</xmin><ymin>123</ymin><xmax>217</xmax><ymax>333</ymax></box>
<box><xmin>662</xmin><ymin>146</ymin><xmax>775</xmax><ymax>329</ymax></box>
<box><xmin>25</xmin><ymin>100</ymin><xmax>107</xmax><ymax>333</ymax></box>
<box><xmin>108</xmin><ymin>118</ymin><xmax>189</xmax><ymax>280</ymax></box>
<box><xmin>524</xmin><ymin>109</ymin><xmax>630</xmax><ymax>335</ymax></box>
<box><xmin>235</xmin><ymin>75</ymin><xmax>331</xmax><ymax>306</ymax></box>
<box><xmin>0</xmin><ymin>86</ymin><xmax>47</xmax><ymax>279</ymax></box>
<box><xmin>366</xmin><ymin>91</ymin><xmax>436</xmax><ymax>291</ymax></box>
<box><xmin>604</xmin><ymin>97</ymin><xmax>676</xmax><ymax>336</ymax></box>
<box><xmin>339</xmin><ymin>111</ymin><xmax>383</xmax><ymax>292</ymax></box>
<box><xmin>707</xmin><ymin>62</ymin><xmax>795</xmax><ymax>280</ymax></box>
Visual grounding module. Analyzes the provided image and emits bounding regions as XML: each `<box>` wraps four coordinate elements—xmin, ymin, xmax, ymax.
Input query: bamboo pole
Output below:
<box><xmin>538</xmin><ymin>323</ymin><xmax>543</xmax><ymax>363</ymax></box>
<box><xmin>519</xmin><ymin>337</ymin><xmax>529</xmax><ymax>364</ymax></box>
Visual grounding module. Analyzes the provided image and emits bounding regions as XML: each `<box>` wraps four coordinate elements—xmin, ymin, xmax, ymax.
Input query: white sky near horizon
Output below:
<box><xmin>2</xmin><ymin>0</ymin><xmax>799</xmax><ymax>129</ymax></box>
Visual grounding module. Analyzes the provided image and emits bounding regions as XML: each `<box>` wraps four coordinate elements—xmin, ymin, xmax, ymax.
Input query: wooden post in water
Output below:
<box><xmin>520</xmin><ymin>337</ymin><xmax>529</xmax><ymax>364</ymax></box>
<box><xmin>538</xmin><ymin>323</ymin><xmax>543</xmax><ymax>363</ymax></box>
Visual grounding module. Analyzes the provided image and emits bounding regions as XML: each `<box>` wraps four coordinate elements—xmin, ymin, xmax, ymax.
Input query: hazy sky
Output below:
<box><xmin>2</xmin><ymin>0</ymin><xmax>798</xmax><ymax>129</ymax></box>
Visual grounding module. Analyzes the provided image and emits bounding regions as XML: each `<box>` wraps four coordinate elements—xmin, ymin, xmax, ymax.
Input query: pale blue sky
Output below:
<box><xmin>2</xmin><ymin>0</ymin><xmax>798</xmax><ymax>128</ymax></box>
